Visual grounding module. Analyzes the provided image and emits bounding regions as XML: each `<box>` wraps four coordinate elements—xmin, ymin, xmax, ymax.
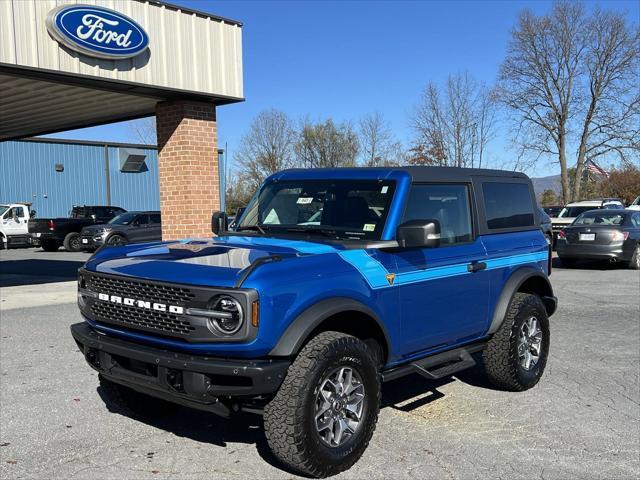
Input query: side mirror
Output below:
<box><xmin>30</xmin><ymin>210</ymin><xmax>36</xmax><ymax>218</ymax></box>
<box><xmin>211</xmin><ymin>211</ymin><xmax>228</xmax><ymax>235</ymax></box>
<box><xmin>396</xmin><ymin>219</ymin><xmax>441</xmax><ymax>249</ymax></box>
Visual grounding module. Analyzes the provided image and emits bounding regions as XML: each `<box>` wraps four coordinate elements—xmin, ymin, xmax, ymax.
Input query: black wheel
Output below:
<box><xmin>483</xmin><ymin>293</ymin><xmax>550</xmax><ymax>391</ymax></box>
<box><xmin>41</xmin><ymin>240</ymin><xmax>59</xmax><ymax>252</ymax></box>
<box><xmin>264</xmin><ymin>331</ymin><xmax>380</xmax><ymax>478</ymax></box>
<box><xmin>107</xmin><ymin>234</ymin><xmax>127</xmax><ymax>247</ymax></box>
<box><xmin>558</xmin><ymin>256</ymin><xmax>576</xmax><ymax>268</ymax></box>
<box><xmin>628</xmin><ymin>245</ymin><xmax>640</xmax><ymax>270</ymax></box>
<box><xmin>0</xmin><ymin>235</ymin><xmax>6</xmax><ymax>250</ymax></box>
<box><xmin>63</xmin><ymin>232</ymin><xmax>82</xmax><ymax>252</ymax></box>
<box><xmin>98</xmin><ymin>375</ymin><xmax>177</xmax><ymax>418</ymax></box>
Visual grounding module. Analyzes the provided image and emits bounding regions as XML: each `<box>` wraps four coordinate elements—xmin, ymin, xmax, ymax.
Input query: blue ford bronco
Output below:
<box><xmin>71</xmin><ymin>166</ymin><xmax>556</xmax><ymax>477</ymax></box>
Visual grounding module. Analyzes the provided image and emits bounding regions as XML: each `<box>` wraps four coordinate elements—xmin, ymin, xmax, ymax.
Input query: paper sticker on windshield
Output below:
<box><xmin>363</xmin><ymin>223</ymin><xmax>376</xmax><ymax>232</ymax></box>
<box><xmin>296</xmin><ymin>197</ymin><xmax>313</xmax><ymax>205</ymax></box>
<box><xmin>381</xmin><ymin>186</ymin><xmax>388</xmax><ymax>194</ymax></box>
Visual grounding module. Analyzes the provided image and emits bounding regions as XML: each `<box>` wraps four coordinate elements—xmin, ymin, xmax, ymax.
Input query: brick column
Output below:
<box><xmin>156</xmin><ymin>100</ymin><xmax>220</xmax><ymax>240</ymax></box>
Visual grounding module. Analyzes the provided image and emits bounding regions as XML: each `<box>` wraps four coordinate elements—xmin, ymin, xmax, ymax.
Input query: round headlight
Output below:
<box><xmin>208</xmin><ymin>295</ymin><xmax>244</xmax><ymax>335</ymax></box>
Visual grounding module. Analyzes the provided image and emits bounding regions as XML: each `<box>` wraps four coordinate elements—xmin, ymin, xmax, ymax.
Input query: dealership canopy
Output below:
<box><xmin>0</xmin><ymin>0</ymin><xmax>244</xmax><ymax>141</ymax></box>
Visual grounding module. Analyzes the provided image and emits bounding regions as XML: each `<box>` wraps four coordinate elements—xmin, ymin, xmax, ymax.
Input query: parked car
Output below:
<box><xmin>538</xmin><ymin>207</ymin><xmax>552</xmax><ymax>244</ymax></box>
<box><xmin>0</xmin><ymin>202</ymin><xmax>35</xmax><ymax>249</ymax></box>
<box><xmin>28</xmin><ymin>205</ymin><xmax>126</xmax><ymax>252</ymax></box>
<box><xmin>79</xmin><ymin>211</ymin><xmax>161</xmax><ymax>251</ymax></box>
<box><xmin>627</xmin><ymin>196</ymin><xmax>640</xmax><ymax>212</ymax></box>
<box><xmin>71</xmin><ymin>166</ymin><xmax>556</xmax><ymax>477</ymax></box>
<box><xmin>542</xmin><ymin>205</ymin><xmax>563</xmax><ymax>217</ymax></box>
<box><xmin>556</xmin><ymin>209</ymin><xmax>640</xmax><ymax>269</ymax></box>
<box><xmin>550</xmin><ymin>199</ymin><xmax>624</xmax><ymax>247</ymax></box>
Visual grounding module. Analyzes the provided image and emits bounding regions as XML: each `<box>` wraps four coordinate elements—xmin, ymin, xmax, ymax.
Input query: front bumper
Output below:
<box><xmin>556</xmin><ymin>240</ymin><xmax>634</xmax><ymax>261</ymax></box>
<box><xmin>5</xmin><ymin>234</ymin><xmax>31</xmax><ymax>247</ymax></box>
<box><xmin>79</xmin><ymin>233</ymin><xmax>103</xmax><ymax>250</ymax></box>
<box><xmin>71</xmin><ymin>322</ymin><xmax>290</xmax><ymax>416</ymax></box>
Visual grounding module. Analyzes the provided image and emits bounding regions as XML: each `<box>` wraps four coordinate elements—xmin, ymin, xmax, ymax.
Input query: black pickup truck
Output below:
<box><xmin>28</xmin><ymin>205</ymin><xmax>126</xmax><ymax>252</ymax></box>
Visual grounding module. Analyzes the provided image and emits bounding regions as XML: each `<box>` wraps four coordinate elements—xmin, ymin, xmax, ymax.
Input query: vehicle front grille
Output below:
<box><xmin>84</xmin><ymin>272</ymin><xmax>198</xmax><ymax>338</ymax></box>
<box><xmin>86</xmin><ymin>273</ymin><xmax>196</xmax><ymax>305</ymax></box>
<box><xmin>90</xmin><ymin>301</ymin><xmax>195</xmax><ymax>336</ymax></box>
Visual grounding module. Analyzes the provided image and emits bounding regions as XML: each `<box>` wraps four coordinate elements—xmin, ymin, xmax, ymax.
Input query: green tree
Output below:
<box><xmin>540</xmin><ymin>189</ymin><xmax>559</xmax><ymax>206</ymax></box>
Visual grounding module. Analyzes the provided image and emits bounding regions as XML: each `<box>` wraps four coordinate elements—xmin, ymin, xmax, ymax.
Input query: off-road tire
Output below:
<box><xmin>558</xmin><ymin>256</ymin><xmax>576</xmax><ymax>268</ymax></box>
<box><xmin>63</xmin><ymin>232</ymin><xmax>82</xmax><ymax>252</ymax></box>
<box><xmin>264</xmin><ymin>331</ymin><xmax>381</xmax><ymax>478</ymax></box>
<box><xmin>628</xmin><ymin>245</ymin><xmax>640</xmax><ymax>270</ymax></box>
<box><xmin>483</xmin><ymin>293</ymin><xmax>550</xmax><ymax>392</ymax></box>
<box><xmin>41</xmin><ymin>240</ymin><xmax>59</xmax><ymax>252</ymax></box>
<box><xmin>98</xmin><ymin>374</ymin><xmax>178</xmax><ymax>418</ymax></box>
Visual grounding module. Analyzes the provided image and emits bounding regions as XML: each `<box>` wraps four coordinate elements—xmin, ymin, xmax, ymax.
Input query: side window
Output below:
<box><xmin>134</xmin><ymin>215</ymin><xmax>149</xmax><ymax>225</ymax></box>
<box><xmin>632</xmin><ymin>213</ymin><xmax>640</xmax><ymax>227</ymax></box>
<box><xmin>17</xmin><ymin>207</ymin><xmax>26</xmax><ymax>218</ymax></box>
<box><xmin>149</xmin><ymin>214</ymin><xmax>161</xmax><ymax>224</ymax></box>
<box><xmin>483</xmin><ymin>182</ymin><xmax>535</xmax><ymax>230</ymax></box>
<box><xmin>402</xmin><ymin>184</ymin><xmax>473</xmax><ymax>246</ymax></box>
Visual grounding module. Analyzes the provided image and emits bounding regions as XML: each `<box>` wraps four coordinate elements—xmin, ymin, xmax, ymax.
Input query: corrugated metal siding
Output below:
<box><xmin>108</xmin><ymin>146</ymin><xmax>160</xmax><ymax>211</ymax></box>
<box><xmin>0</xmin><ymin>0</ymin><xmax>243</xmax><ymax>99</ymax></box>
<box><xmin>0</xmin><ymin>140</ymin><xmax>159</xmax><ymax>217</ymax></box>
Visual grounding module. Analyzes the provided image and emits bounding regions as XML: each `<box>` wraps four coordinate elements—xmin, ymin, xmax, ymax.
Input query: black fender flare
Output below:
<box><xmin>269</xmin><ymin>297</ymin><xmax>392</xmax><ymax>357</ymax></box>
<box><xmin>487</xmin><ymin>266</ymin><xmax>556</xmax><ymax>335</ymax></box>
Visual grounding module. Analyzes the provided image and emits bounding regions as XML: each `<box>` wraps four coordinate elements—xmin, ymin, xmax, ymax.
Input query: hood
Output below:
<box><xmin>85</xmin><ymin>235</ymin><xmax>340</xmax><ymax>288</ymax></box>
<box><xmin>81</xmin><ymin>223</ymin><xmax>111</xmax><ymax>234</ymax></box>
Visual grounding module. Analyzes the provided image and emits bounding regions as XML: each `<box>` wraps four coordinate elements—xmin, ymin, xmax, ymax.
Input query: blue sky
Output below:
<box><xmin>46</xmin><ymin>0</ymin><xmax>638</xmax><ymax>177</ymax></box>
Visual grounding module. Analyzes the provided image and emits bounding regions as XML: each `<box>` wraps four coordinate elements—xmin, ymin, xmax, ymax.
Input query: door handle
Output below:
<box><xmin>467</xmin><ymin>261</ymin><xmax>487</xmax><ymax>273</ymax></box>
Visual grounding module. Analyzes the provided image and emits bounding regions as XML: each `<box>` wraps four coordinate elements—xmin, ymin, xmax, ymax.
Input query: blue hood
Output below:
<box><xmin>85</xmin><ymin>236</ymin><xmax>340</xmax><ymax>288</ymax></box>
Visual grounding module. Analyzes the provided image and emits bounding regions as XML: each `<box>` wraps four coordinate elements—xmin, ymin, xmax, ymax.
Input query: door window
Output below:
<box><xmin>402</xmin><ymin>184</ymin><xmax>473</xmax><ymax>245</ymax></box>
<box><xmin>149</xmin><ymin>213</ymin><xmax>161</xmax><ymax>224</ymax></box>
<box><xmin>483</xmin><ymin>182</ymin><xmax>535</xmax><ymax>229</ymax></box>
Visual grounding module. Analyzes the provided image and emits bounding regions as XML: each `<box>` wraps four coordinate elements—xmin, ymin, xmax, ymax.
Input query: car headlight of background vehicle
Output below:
<box><xmin>206</xmin><ymin>295</ymin><xmax>244</xmax><ymax>334</ymax></box>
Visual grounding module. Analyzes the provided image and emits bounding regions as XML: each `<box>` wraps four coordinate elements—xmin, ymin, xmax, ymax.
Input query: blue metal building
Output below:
<box><xmin>0</xmin><ymin>138</ymin><xmax>225</xmax><ymax>218</ymax></box>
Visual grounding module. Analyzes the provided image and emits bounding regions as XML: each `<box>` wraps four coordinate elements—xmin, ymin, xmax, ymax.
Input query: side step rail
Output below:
<box><xmin>382</xmin><ymin>342</ymin><xmax>485</xmax><ymax>383</ymax></box>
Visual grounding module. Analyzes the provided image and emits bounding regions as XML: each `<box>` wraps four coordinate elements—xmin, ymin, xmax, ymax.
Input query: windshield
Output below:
<box><xmin>631</xmin><ymin>196</ymin><xmax>640</xmax><ymax>206</ymax></box>
<box><xmin>0</xmin><ymin>206</ymin><xmax>8</xmax><ymax>217</ymax></box>
<box><xmin>574</xmin><ymin>212</ymin><xmax>626</xmax><ymax>226</ymax></box>
<box><xmin>238</xmin><ymin>180</ymin><xmax>396</xmax><ymax>240</ymax></box>
<box><xmin>108</xmin><ymin>213</ymin><xmax>137</xmax><ymax>225</ymax></box>
<box><xmin>558</xmin><ymin>206</ymin><xmax>599</xmax><ymax>218</ymax></box>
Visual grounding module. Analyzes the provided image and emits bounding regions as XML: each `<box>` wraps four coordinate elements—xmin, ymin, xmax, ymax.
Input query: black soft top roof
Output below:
<box><xmin>397</xmin><ymin>166</ymin><xmax>529</xmax><ymax>182</ymax></box>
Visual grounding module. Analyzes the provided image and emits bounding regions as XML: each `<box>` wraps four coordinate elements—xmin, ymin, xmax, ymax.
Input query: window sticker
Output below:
<box><xmin>296</xmin><ymin>197</ymin><xmax>313</xmax><ymax>205</ymax></box>
<box><xmin>381</xmin><ymin>186</ymin><xmax>389</xmax><ymax>194</ymax></box>
<box><xmin>264</xmin><ymin>209</ymin><xmax>280</xmax><ymax>224</ymax></box>
<box><xmin>363</xmin><ymin>223</ymin><xmax>376</xmax><ymax>232</ymax></box>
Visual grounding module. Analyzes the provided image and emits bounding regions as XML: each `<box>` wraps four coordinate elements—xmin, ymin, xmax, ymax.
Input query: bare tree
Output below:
<box><xmin>234</xmin><ymin>109</ymin><xmax>297</xmax><ymax>189</ymax></box>
<box><xmin>295</xmin><ymin>118</ymin><xmax>359</xmax><ymax>168</ymax></box>
<box><xmin>410</xmin><ymin>72</ymin><xmax>496</xmax><ymax>168</ymax></box>
<box><xmin>130</xmin><ymin>116</ymin><xmax>157</xmax><ymax>145</ymax></box>
<box><xmin>358</xmin><ymin>112</ymin><xmax>399</xmax><ymax>166</ymax></box>
<box><xmin>498</xmin><ymin>1</ymin><xmax>639</xmax><ymax>202</ymax></box>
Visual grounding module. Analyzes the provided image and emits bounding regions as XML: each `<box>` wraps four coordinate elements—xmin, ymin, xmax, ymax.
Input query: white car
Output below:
<box><xmin>0</xmin><ymin>203</ymin><xmax>33</xmax><ymax>249</ymax></box>
<box><xmin>627</xmin><ymin>196</ymin><xmax>640</xmax><ymax>211</ymax></box>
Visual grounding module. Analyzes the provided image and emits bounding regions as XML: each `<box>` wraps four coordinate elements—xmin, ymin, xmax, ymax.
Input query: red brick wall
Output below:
<box><xmin>155</xmin><ymin>100</ymin><xmax>220</xmax><ymax>240</ymax></box>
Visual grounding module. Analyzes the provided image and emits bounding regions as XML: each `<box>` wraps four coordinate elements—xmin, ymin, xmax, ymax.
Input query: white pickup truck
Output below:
<box><xmin>0</xmin><ymin>203</ymin><xmax>34</xmax><ymax>249</ymax></box>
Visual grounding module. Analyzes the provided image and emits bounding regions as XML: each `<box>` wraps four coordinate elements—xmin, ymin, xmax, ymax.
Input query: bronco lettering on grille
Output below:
<box><xmin>97</xmin><ymin>293</ymin><xmax>184</xmax><ymax>314</ymax></box>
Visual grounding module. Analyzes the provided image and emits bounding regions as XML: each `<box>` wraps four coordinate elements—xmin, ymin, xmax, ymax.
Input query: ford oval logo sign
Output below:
<box><xmin>46</xmin><ymin>4</ymin><xmax>149</xmax><ymax>60</ymax></box>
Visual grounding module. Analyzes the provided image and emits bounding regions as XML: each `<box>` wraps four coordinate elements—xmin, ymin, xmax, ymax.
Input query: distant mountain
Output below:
<box><xmin>531</xmin><ymin>174</ymin><xmax>561</xmax><ymax>196</ymax></box>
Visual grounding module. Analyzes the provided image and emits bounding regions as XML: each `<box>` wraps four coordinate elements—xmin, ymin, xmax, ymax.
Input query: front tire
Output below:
<box><xmin>264</xmin><ymin>332</ymin><xmax>380</xmax><ymax>478</ymax></box>
<box><xmin>98</xmin><ymin>375</ymin><xmax>177</xmax><ymax>418</ymax></box>
<box><xmin>483</xmin><ymin>293</ymin><xmax>550</xmax><ymax>392</ymax></box>
<box><xmin>63</xmin><ymin>232</ymin><xmax>82</xmax><ymax>252</ymax></box>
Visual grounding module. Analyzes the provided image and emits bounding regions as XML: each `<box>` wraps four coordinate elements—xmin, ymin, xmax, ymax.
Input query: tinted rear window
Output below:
<box><xmin>483</xmin><ymin>182</ymin><xmax>535</xmax><ymax>229</ymax></box>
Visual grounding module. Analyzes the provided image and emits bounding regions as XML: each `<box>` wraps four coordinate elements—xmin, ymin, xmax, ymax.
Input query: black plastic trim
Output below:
<box><xmin>268</xmin><ymin>298</ymin><xmax>392</xmax><ymax>357</ymax></box>
<box><xmin>487</xmin><ymin>267</ymin><xmax>555</xmax><ymax>335</ymax></box>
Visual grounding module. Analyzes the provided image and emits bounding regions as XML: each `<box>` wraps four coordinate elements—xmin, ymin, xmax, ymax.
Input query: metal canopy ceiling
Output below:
<box><xmin>0</xmin><ymin>72</ymin><xmax>161</xmax><ymax>141</ymax></box>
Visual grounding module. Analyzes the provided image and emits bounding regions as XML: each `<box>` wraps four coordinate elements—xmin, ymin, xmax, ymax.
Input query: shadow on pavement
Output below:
<box><xmin>0</xmin><ymin>257</ymin><xmax>86</xmax><ymax>287</ymax></box>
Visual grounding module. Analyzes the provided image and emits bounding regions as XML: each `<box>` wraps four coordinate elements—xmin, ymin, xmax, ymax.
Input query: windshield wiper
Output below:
<box><xmin>236</xmin><ymin>224</ymin><xmax>266</xmax><ymax>234</ymax></box>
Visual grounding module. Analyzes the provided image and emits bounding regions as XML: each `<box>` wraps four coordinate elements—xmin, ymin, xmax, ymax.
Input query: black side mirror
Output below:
<box><xmin>30</xmin><ymin>210</ymin><xmax>36</xmax><ymax>218</ymax></box>
<box><xmin>396</xmin><ymin>219</ymin><xmax>441</xmax><ymax>249</ymax></box>
<box><xmin>211</xmin><ymin>211</ymin><xmax>228</xmax><ymax>235</ymax></box>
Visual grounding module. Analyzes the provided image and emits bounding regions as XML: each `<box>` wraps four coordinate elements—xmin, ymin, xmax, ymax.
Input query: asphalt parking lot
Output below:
<box><xmin>0</xmin><ymin>248</ymin><xmax>638</xmax><ymax>479</ymax></box>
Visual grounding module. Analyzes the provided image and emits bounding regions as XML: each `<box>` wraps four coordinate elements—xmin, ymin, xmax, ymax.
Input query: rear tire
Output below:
<box><xmin>98</xmin><ymin>375</ymin><xmax>178</xmax><ymax>418</ymax></box>
<box><xmin>41</xmin><ymin>240</ymin><xmax>59</xmax><ymax>252</ymax></box>
<box><xmin>558</xmin><ymin>257</ymin><xmax>576</xmax><ymax>268</ymax></box>
<box><xmin>264</xmin><ymin>331</ymin><xmax>380</xmax><ymax>478</ymax></box>
<box><xmin>63</xmin><ymin>232</ymin><xmax>82</xmax><ymax>252</ymax></box>
<box><xmin>628</xmin><ymin>245</ymin><xmax>640</xmax><ymax>270</ymax></box>
<box><xmin>483</xmin><ymin>293</ymin><xmax>550</xmax><ymax>392</ymax></box>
